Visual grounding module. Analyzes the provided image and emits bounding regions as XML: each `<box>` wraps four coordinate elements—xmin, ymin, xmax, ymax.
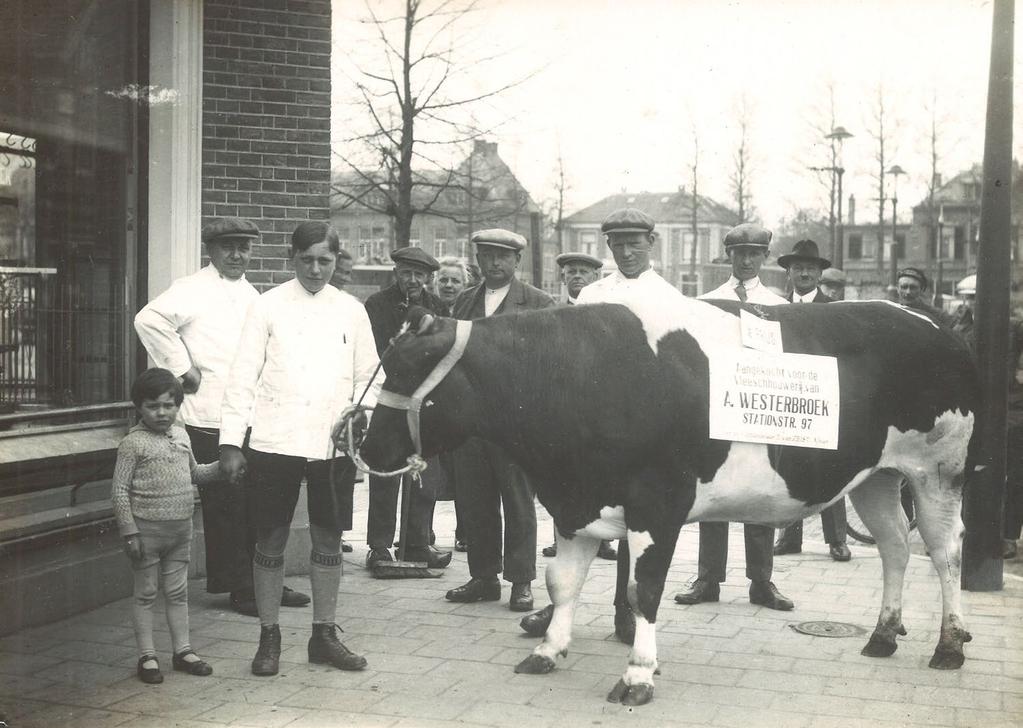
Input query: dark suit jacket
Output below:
<box><xmin>451</xmin><ymin>277</ymin><xmax>555</xmax><ymax>321</ymax></box>
<box><xmin>364</xmin><ymin>283</ymin><xmax>447</xmax><ymax>357</ymax></box>
<box><xmin>788</xmin><ymin>288</ymin><xmax>832</xmax><ymax>304</ymax></box>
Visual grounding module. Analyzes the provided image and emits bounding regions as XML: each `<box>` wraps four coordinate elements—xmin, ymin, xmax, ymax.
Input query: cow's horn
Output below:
<box><xmin>416</xmin><ymin>314</ymin><xmax>435</xmax><ymax>334</ymax></box>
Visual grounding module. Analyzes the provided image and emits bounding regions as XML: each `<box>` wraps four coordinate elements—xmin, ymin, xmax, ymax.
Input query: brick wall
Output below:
<box><xmin>202</xmin><ymin>0</ymin><xmax>331</xmax><ymax>291</ymax></box>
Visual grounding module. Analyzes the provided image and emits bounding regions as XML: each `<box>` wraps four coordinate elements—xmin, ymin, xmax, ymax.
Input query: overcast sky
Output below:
<box><xmin>333</xmin><ymin>0</ymin><xmax>1020</xmax><ymax>229</ymax></box>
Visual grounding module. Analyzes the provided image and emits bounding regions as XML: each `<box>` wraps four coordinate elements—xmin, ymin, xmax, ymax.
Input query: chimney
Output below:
<box><xmin>473</xmin><ymin>140</ymin><xmax>497</xmax><ymax>155</ymax></box>
<box><xmin>848</xmin><ymin>194</ymin><xmax>856</xmax><ymax>225</ymax></box>
<box><xmin>933</xmin><ymin>173</ymin><xmax>942</xmax><ymax>188</ymax></box>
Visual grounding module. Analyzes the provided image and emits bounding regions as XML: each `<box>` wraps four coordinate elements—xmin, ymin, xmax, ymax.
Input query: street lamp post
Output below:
<box><xmin>826</xmin><ymin>126</ymin><xmax>854</xmax><ymax>270</ymax></box>
<box><xmin>887</xmin><ymin>164</ymin><xmax>906</xmax><ymax>289</ymax></box>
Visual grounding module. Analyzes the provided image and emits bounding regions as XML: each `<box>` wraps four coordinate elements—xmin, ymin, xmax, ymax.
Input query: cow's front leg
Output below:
<box><xmin>515</xmin><ymin>530</ymin><xmax>597</xmax><ymax>675</ymax></box>
<box><xmin>606</xmin><ymin>527</ymin><xmax>674</xmax><ymax>707</ymax></box>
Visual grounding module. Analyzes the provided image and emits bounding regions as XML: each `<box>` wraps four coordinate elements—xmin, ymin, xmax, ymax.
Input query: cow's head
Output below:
<box><xmin>360</xmin><ymin>307</ymin><xmax>477</xmax><ymax>471</ymax></box>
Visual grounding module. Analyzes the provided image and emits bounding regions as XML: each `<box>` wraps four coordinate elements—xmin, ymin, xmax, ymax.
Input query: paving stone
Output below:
<box><xmin>17</xmin><ymin>704</ymin><xmax>139</xmax><ymax>728</ymax></box>
<box><xmin>193</xmin><ymin>700</ymin><xmax>308</xmax><ymax>727</ymax></box>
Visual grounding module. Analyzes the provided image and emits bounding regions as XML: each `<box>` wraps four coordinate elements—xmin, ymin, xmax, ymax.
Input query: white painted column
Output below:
<box><xmin>147</xmin><ymin>0</ymin><xmax>203</xmax><ymax>300</ymax></box>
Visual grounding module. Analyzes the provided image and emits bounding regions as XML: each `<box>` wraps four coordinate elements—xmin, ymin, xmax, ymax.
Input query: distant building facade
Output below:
<box><xmin>331</xmin><ymin>140</ymin><xmax>556</xmax><ymax>292</ymax></box>
<box><xmin>561</xmin><ymin>190</ymin><xmax>743</xmax><ymax>295</ymax></box>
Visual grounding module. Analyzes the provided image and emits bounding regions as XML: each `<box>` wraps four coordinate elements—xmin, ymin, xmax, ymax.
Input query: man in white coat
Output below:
<box><xmin>219</xmin><ymin>221</ymin><xmax>379</xmax><ymax>677</ymax></box>
<box><xmin>133</xmin><ymin>217</ymin><xmax>309</xmax><ymax>616</ymax></box>
<box><xmin>675</xmin><ymin>222</ymin><xmax>795</xmax><ymax>611</ymax></box>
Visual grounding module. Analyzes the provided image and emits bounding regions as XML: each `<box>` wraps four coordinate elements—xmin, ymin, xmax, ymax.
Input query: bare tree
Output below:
<box><xmin>332</xmin><ymin>0</ymin><xmax>535</xmax><ymax>247</ymax></box>
<box><xmin>730</xmin><ymin>96</ymin><xmax>755</xmax><ymax>223</ymax></box>
<box><xmin>868</xmin><ymin>84</ymin><xmax>897</xmax><ymax>276</ymax></box>
<box><xmin>923</xmin><ymin>93</ymin><xmax>943</xmax><ymax>260</ymax></box>
<box><xmin>550</xmin><ymin>147</ymin><xmax>569</xmax><ymax>255</ymax></box>
<box><xmin>688</xmin><ymin>128</ymin><xmax>700</xmax><ymax>277</ymax></box>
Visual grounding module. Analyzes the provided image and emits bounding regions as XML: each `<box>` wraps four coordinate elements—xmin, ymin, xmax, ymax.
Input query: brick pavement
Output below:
<box><xmin>1</xmin><ymin>492</ymin><xmax>1021</xmax><ymax>728</ymax></box>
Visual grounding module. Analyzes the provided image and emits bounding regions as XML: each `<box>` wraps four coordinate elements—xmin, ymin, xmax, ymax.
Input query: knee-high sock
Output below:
<box><xmin>310</xmin><ymin>549</ymin><xmax>342</xmax><ymax>624</ymax></box>
<box><xmin>253</xmin><ymin>546</ymin><xmax>285</xmax><ymax>626</ymax></box>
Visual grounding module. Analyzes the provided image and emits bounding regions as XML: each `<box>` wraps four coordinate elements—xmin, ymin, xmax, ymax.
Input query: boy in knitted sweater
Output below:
<box><xmin>112</xmin><ymin>368</ymin><xmax>222</xmax><ymax>684</ymax></box>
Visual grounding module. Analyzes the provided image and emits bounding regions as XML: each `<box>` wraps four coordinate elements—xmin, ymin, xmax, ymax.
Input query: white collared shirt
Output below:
<box><xmin>576</xmin><ymin>267</ymin><xmax>679</xmax><ymax>306</ymax></box>
<box><xmin>484</xmin><ymin>284</ymin><xmax>511</xmax><ymax>317</ymax></box>
<box><xmin>219</xmin><ymin>279</ymin><xmax>380</xmax><ymax>460</ymax></box>
<box><xmin>792</xmin><ymin>289</ymin><xmax>818</xmax><ymax>304</ymax></box>
<box><xmin>134</xmin><ymin>265</ymin><xmax>259</xmax><ymax>428</ymax></box>
<box><xmin>700</xmin><ymin>275</ymin><xmax>788</xmax><ymax>305</ymax></box>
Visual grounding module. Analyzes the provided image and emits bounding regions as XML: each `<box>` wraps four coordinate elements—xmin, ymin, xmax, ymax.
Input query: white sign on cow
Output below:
<box><xmin>709</xmin><ymin>348</ymin><xmax>840</xmax><ymax>449</ymax></box>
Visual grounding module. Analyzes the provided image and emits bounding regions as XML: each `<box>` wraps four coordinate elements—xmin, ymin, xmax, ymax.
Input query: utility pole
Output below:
<box><xmin>963</xmin><ymin>0</ymin><xmax>1013</xmax><ymax>591</ymax></box>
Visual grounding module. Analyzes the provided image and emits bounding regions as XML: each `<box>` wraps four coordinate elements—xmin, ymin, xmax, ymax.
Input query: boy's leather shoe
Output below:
<box><xmin>251</xmin><ymin>624</ymin><xmax>281</xmax><ymax>676</ymax></box>
<box><xmin>445</xmin><ymin>576</ymin><xmax>501</xmax><ymax>603</ymax></box>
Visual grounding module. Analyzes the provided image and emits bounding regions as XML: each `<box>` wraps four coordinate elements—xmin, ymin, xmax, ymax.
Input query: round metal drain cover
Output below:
<box><xmin>790</xmin><ymin>621</ymin><xmax>867</xmax><ymax>638</ymax></box>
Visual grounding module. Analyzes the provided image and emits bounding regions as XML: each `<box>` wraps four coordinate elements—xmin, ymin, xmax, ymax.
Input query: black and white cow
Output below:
<box><xmin>359</xmin><ymin>290</ymin><xmax>978</xmax><ymax>707</ymax></box>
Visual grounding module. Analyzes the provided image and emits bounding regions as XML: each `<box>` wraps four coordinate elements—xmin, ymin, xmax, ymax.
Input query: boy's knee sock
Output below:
<box><xmin>253</xmin><ymin>547</ymin><xmax>285</xmax><ymax>626</ymax></box>
<box><xmin>310</xmin><ymin>549</ymin><xmax>342</xmax><ymax>624</ymax></box>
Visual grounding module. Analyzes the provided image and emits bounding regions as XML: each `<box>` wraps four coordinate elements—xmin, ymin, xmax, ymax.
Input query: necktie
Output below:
<box><xmin>734</xmin><ymin>283</ymin><xmax>748</xmax><ymax>302</ymax></box>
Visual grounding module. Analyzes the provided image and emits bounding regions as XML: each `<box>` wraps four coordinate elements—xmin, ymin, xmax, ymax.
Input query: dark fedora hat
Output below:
<box><xmin>778</xmin><ymin>239</ymin><xmax>831</xmax><ymax>270</ymax></box>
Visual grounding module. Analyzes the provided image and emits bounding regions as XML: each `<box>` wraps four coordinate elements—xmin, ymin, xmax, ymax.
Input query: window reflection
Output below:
<box><xmin>0</xmin><ymin>0</ymin><xmax>140</xmax><ymax>416</ymax></box>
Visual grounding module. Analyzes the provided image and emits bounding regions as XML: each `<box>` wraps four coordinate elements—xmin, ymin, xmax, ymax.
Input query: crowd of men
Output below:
<box><xmin>133</xmin><ymin>207</ymin><xmax>1021</xmax><ymax>677</ymax></box>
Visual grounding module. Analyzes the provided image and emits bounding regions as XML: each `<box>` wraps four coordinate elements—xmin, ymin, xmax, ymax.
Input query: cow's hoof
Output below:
<box><xmin>606</xmin><ymin>678</ymin><xmax>653</xmax><ymax>705</ymax></box>
<box><xmin>514</xmin><ymin>654</ymin><xmax>556</xmax><ymax>674</ymax></box>
<box><xmin>614</xmin><ymin>610</ymin><xmax>636</xmax><ymax>645</ymax></box>
<box><xmin>928</xmin><ymin>647</ymin><xmax>965</xmax><ymax>670</ymax></box>
<box><xmin>861</xmin><ymin>633</ymin><xmax>898</xmax><ymax>658</ymax></box>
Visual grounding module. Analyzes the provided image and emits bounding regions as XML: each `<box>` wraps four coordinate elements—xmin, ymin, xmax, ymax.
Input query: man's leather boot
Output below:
<box><xmin>251</xmin><ymin>624</ymin><xmax>281</xmax><ymax>676</ymax></box>
<box><xmin>308</xmin><ymin>623</ymin><xmax>368</xmax><ymax>671</ymax></box>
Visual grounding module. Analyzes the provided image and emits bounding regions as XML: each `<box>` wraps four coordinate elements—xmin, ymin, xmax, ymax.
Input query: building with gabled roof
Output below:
<box><xmin>331</xmin><ymin>140</ymin><xmax>555</xmax><ymax>291</ymax></box>
<box><xmin>561</xmin><ymin>189</ymin><xmax>744</xmax><ymax>295</ymax></box>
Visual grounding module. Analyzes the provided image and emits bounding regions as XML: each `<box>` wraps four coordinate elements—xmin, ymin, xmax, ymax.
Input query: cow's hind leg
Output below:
<box><xmin>613</xmin><ymin>539</ymin><xmax>636</xmax><ymax>645</ymax></box>
<box><xmin>848</xmin><ymin>469</ymin><xmax>910</xmax><ymax>658</ymax></box>
<box><xmin>515</xmin><ymin>531</ymin><xmax>598</xmax><ymax>675</ymax></box>
<box><xmin>909</xmin><ymin>467</ymin><xmax>972</xmax><ymax>669</ymax></box>
<box><xmin>606</xmin><ymin>526</ymin><xmax>676</xmax><ymax>707</ymax></box>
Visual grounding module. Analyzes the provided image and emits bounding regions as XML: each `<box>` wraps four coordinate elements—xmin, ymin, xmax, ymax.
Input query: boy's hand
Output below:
<box><xmin>124</xmin><ymin>535</ymin><xmax>144</xmax><ymax>562</ymax></box>
<box><xmin>219</xmin><ymin>445</ymin><xmax>247</xmax><ymax>485</ymax></box>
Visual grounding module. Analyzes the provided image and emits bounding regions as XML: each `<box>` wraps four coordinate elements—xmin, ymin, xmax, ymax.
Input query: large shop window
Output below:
<box><xmin>0</xmin><ymin>0</ymin><xmax>145</xmax><ymax>425</ymax></box>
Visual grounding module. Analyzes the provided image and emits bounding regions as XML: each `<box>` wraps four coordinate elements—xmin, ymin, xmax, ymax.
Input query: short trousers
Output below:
<box><xmin>246</xmin><ymin>448</ymin><xmax>357</xmax><ymax>532</ymax></box>
<box><xmin>133</xmin><ymin>516</ymin><xmax>192</xmax><ymax>571</ymax></box>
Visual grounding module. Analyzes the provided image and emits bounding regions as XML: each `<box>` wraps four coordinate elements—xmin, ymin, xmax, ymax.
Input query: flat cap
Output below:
<box><xmin>778</xmin><ymin>239</ymin><xmax>830</xmax><ymax>270</ymax></box>
<box><xmin>601</xmin><ymin>208</ymin><xmax>655</xmax><ymax>236</ymax></box>
<box><xmin>202</xmin><ymin>217</ymin><xmax>260</xmax><ymax>244</ymax></box>
<box><xmin>723</xmin><ymin>223</ymin><xmax>771</xmax><ymax>249</ymax></box>
<box><xmin>391</xmin><ymin>246</ymin><xmax>439</xmax><ymax>271</ymax></box>
<box><xmin>897</xmin><ymin>266</ymin><xmax>929</xmax><ymax>289</ymax></box>
<box><xmin>555</xmin><ymin>252</ymin><xmax>603</xmax><ymax>269</ymax></box>
<box><xmin>471</xmin><ymin>228</ymin><xmax>527</xmax><ymax>251</ymax></box>
<box><xmin>820</xmin><ymin>268</ymin><xmax>846</xmax><ymax>285</ymax></box>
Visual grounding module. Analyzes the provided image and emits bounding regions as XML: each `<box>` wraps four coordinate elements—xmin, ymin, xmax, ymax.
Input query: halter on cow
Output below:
<box><xmin>358</xmin><ymin>298</ymin><xmax>979</xmax><ymax>707</ymax></box>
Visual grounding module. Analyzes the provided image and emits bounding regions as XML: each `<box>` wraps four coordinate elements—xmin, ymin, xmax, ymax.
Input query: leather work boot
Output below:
<box><xmin>674</xmin><ymin>579</ymin><xmax>720</xmax><ymax>605</ymax></box>
<box><xmin>519</xmin><ymin>604</ymin><xmax>554</xmax><ymax>637</ymax></box>
<box><xmin>749</xmin><ymin>580</ymin><xmax>794</xmax><ymax>611</ymax></box>
<box><xmin>829</xmin><ymin>542</ymin><xmax>852</xmax><ymax>562</ymax></box>
<box><xmin>773</xmin><ymin>532</ymin><xmax>802</xmax><ymax>555</ymax></box>
<box><xmin>446</xmin><ymin>576</ymin><xmax>501</xmax><ymax>603</ymax></box>
<box><xmin>308</xmin><ymin>623</ymin><xmax>367</xmax><ymax>671</ymax></box>
<box><xmin>365</xmin><ymin>548</ymin><xmax>393</xmax><ymax>569</ymax></box>
<box><xmin>281</xmin><ymin>585</ymin><xmax>311</xmax><ymax>607</ymax></box>
<box><xmin>509</xmin><ymin>582</ymin><xmax>533</xmax><ymax>612</ymax></box>
<box><xmin>251</xmin><ymin>624</ymin><xmax>281</xmax><ymax>676</ymax></box>
<box><xmin>399</xmin><ymin>545</ymin><xmax>452</xmax><ymax>569</ymax></box>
